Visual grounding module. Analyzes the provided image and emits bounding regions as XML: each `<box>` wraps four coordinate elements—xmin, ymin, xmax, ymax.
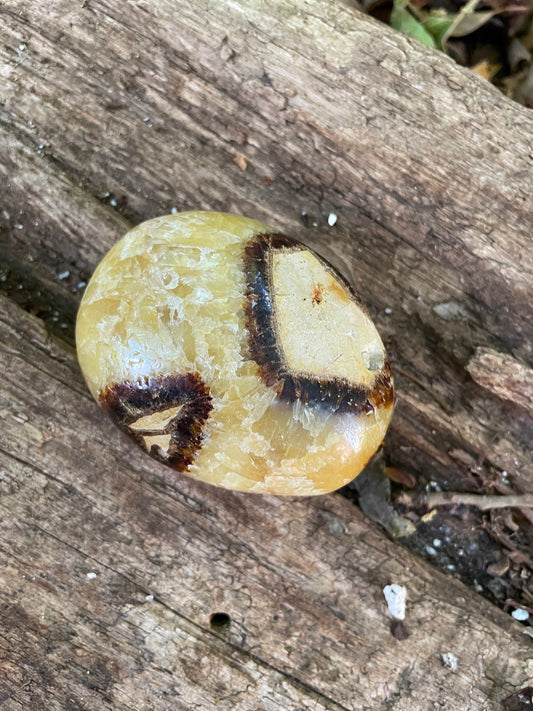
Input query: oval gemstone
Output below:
<box><xmin>76</xmin><ymin>212</ymin><xmax>393</xmax><ymax>495</ymax></box>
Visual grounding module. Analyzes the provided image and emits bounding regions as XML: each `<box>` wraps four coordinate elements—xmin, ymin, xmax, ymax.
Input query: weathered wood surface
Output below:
<box><xmin>1</xmin><ymin>0</ymin><xmax>532</xmax><ymax>485</ymax></box>
<box><xmin>1</xmin><ymin>293</ymin><xmax>532</xmax><ymax>709</ymax></box>
<box><xmin>1</xmin><ymin>0</ymin><xmax>532</xmax><ymax>707</ymax></box>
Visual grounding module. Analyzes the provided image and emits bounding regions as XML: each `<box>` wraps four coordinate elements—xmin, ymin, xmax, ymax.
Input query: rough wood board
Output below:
<box><xmin>0</xmin><ymin>293</ymin><xmax>531</xmax><ymax>709</ymax></box>
<box><xmin>1</xmin><ymin>0</ymin><xmax>533</xmax><ymax>706</ymax></box>
<box><xmin>1</xmin><ymin>0</ymin><xmax>531</xmax><ymax>491</ymax></box>
<box><xmin>1</xmin><ymin>0</ymin><xmax>532</xmax><ymax>604</ymax></box>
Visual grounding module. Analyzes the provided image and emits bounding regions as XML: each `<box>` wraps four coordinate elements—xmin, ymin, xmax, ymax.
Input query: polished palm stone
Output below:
<box><xmin>76</xmin><ymin>211</ymin><xmax>393</xmax><ymax>495</ymax></box>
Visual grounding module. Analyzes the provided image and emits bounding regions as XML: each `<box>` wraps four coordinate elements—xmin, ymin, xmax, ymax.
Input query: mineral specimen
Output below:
<box><xmin>76</xmin><ymin>212</ymin><xmax>393</xmax><ymax>495</ymax></box>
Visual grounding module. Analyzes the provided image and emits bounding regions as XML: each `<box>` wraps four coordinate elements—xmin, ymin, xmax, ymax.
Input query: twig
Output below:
<box><xmin>399</xmin><ymin>492</ymin><xmax>533</xmax><ymax>511</ymax></box>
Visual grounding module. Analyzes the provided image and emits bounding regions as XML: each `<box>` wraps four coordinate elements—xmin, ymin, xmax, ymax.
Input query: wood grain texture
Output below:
<box><xmin>1</xmin><ymin>293</ymin><xmax>532</xmax><ymax>709</ymax></box>
<box><xmin>1</xmin><ymin>0</ymin><xmax>532</xmax><ymax>706</ymax></box>
<box><xmin>1</xmin><ymin>0</ymin><xmax>531</xmax><ymax>489</ymax></box>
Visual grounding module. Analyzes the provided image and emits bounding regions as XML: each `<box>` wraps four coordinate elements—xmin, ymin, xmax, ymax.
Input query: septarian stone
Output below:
<box><xmin>76</xmin><ymin>211</ymin><xmax>393</xmax><ymax>496</ymax></box>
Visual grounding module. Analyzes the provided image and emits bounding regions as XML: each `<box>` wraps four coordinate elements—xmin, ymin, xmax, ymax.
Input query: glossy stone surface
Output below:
<box><xmin>76</xmin><ymin>212</ymin><xmax>393</xmax><ymax>495</ymax></box>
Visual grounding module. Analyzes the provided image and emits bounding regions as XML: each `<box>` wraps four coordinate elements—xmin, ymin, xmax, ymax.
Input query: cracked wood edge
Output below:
<box><xmin>0</xmin><ymin>294</ymin><xmax>531</xmax><ymax>710</ymax></box>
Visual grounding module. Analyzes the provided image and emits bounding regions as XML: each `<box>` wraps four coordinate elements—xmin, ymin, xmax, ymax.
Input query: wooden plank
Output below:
<box><xmin>1</xmin><ymin>0</ymin><xmax>532</xmax><ymax>705</ymax></box>
<box><xmin>2</xmin><ymin>0</ymin><xmax>532</xmax><ymax>604</ymax></box>
<box><xmin>1</xmin><ymin>0</ymin><xmax>531</xmax><ymax>491</ymax></box>
<box><xmin>0</xmin><ymin>294</ymin><xmax>531</xmax><ymax>709</ymax></box>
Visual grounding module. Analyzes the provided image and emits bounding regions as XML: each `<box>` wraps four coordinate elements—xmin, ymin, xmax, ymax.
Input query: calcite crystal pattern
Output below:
<box><xmin>76</xmin><ymin>212</ymin><xmax>393</xmax><ymax>495</ymax></box>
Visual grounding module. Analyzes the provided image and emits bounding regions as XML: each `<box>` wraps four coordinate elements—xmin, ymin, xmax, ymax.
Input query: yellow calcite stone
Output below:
<box><xmin>76</xmin><ymin>211</ymin><xmax>394</xmax><ymax>496</ymax></box>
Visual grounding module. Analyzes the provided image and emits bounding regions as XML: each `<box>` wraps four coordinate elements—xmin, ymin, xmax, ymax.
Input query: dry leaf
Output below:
<box><xmin>471</xmin><ymin>59</ymin><xmax>503</xmax><ymax>79</ymax></box>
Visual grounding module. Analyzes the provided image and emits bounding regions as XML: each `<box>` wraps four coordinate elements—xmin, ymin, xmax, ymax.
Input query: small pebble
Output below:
<box><xmin>86</xmin><ymin>572</ymin><xmax>97</xmax><ymax>579</ymax></box>
<box><xmin>383</xmin><ymin>584</ymin><xmax>407</xmax><ymax>621</ymax></box>
<box><xmin>442</xmin><ymin>652</ymin><xmax>458</xmax><ymax>671</ymax></box>
<box><xmin>145</xmin><ymin>594</ymin><xmax>154</xmax><ymax>602</ymax></box>
<box><xmin>511</xmin><ymin>608</ymin><xmax>530</xmax><ymax>622</ymax></box>
<box><xmin>327</xmin><ymin>212</ymin><xmax>337</xmax><ymax>226</ymax></box>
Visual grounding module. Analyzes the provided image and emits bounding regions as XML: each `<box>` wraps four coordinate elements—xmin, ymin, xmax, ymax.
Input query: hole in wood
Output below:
<box><xmin>209</xmin><ymin>612</ymin><xmax>231</xmax><ymax>630</ymax></box>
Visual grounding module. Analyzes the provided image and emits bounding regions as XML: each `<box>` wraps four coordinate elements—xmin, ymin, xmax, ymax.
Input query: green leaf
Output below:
<box><xmin>422</xmin><ymin>11</ymin><xmax>454</xmax><ymax>50</ymax></box>
<box><xmin>390</xmin><ymin>0</ymin><xmax>438</xmax><ymax>48</ymax></box>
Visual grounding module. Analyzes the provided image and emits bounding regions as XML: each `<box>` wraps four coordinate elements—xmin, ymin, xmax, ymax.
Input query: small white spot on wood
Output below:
<box><xmin>511</xmin><ymin>608</ymin><xmax>529</xmax><ymax>622</ymax></box>
<box><xmin>442</xmin><ymin>652</ymin><xmax>458</xmax><ymax>671</ymax></box>
<box><xmin>327</xmin><ymin>212</ymin><xmax>337</xmax><ymax>226</ymax></box>
<box><xmin>86</xmin><ymin>572</ymin><xmax>97</xmax><ymax>579</ymax></box>
<box><xmin>433</xmin><ymin>301</ymin><xmax>469</xmax><ymax>320</ymax></box>
<box><xmin>383</xmin><ymin>584</ymin><xmax>406</xmax><ymax>621</ymax></box>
